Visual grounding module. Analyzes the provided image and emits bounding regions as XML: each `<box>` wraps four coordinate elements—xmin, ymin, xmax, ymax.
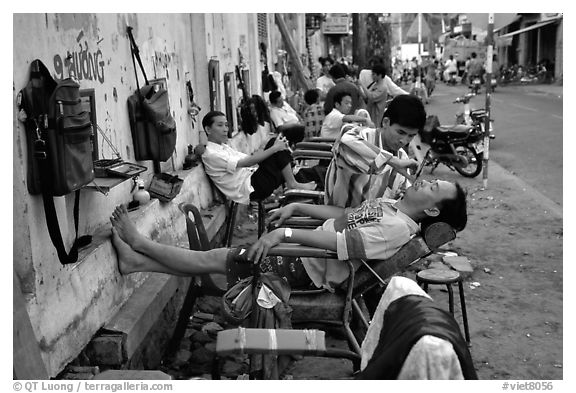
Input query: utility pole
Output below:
<box><xmin>482</xmin><ymin>13</ymin><xmax>494</xmax><ymax>188</ymax></box>
<box><xmin>399</xmin><ymin>13</ymin><xmax>402</xmax><ymax>49</ymax></box>
<box><xmin>418</xmin><ymin>13</ymin><xmax>422</xmax><ymax>55</ymax></box>
<box><xmin>275</xmin><ymin>14</ymin><xmax>314</xmax><ymax>91</ymax></box>
<box><xmin>352</xmin><ymin>13</ymin><xmax>367</xmax><ymax>68</ymax></box>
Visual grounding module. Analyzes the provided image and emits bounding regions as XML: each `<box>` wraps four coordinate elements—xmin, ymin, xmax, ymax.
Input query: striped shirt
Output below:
<box><xmin>324</xmin><ymin>124</ymin><xmax>411</xmax><ymax>208</ymax></box>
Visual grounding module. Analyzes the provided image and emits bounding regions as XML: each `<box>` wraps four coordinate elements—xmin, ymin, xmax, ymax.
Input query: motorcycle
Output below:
<box><xmin>469</xmin><ymin>76</ymin><xmax>482</xmax><ymax>95</ymax></box>
<box><xmin>469</xmin><ymin>76</ymin><xmax>497</xmax><ymax>94</ymax></box>
<box><xmin>410</xmin><ymin>93</ymin><xmax>494</xmax><ymax>178</ymax></box>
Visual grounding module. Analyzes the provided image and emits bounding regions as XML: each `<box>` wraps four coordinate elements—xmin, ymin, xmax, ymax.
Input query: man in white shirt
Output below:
<box><xmin>268</xmin><ymin>90</ymin><xmax>302</xmax><ymax>129</ymax></box>
<box><xmin>358</xmin><ymin>56</ymin><xmax>408</xmax><ymax>99</ymax></box>
<box><xmin>320</xmin><ymin>91</ymin><xmax>373</xmax><ymax>139</ymax></box>
<box><xmin>316</xmin><ymin>56</ymin><xmax>336</xmax><ymax>102</ymax></box>
<box><xmin>200</xmin><ymin>111</ymin><xmax>314</xmax><ymax>204</ymax></box>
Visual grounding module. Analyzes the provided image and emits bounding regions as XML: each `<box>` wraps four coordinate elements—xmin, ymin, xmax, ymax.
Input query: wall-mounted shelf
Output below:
<box><xmin>84</xmin><ymin>177</ymin><xmax>131</xmax><ymax>196</ymax></box>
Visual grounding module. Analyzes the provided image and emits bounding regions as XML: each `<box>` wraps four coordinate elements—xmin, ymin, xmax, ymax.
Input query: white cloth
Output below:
<box><xmin>256</xmin><ymin>284</ymin><xmax>282</xmax><ymax>309</ymax></box>
<box><xmin>397</xmin><ymin>336</ymin><xmax>464</xmax><ymax>379</ymax></box>
<box><xmin>269</xmin><ymin>102</ymin><xmax>300</xmax><ymax>128</ymax></box>
<box><xmin>360</xmin><ymin>276</ymin><xmax>464</xmax><ymax>379</ymax></box>
<box><xmin>201</xmin><ymin>141</ymin><xmax>255</xmax><ymax>204</ymax></box>
<box><xmin>320</xmin><ymin>108</ymin><xmax>346</xmax><ymax>139</ymax></box>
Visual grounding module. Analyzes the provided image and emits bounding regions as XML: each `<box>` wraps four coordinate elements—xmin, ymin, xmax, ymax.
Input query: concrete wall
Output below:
<box><xmin>12</xmin><ymin>13</ymin><xmax>282</xmax><ymax>377</ymax></box>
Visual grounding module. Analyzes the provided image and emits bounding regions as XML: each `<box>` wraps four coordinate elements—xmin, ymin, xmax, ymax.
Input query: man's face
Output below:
<box><xmin>405</xmin><ymin>179</ymin><xmax>457</xmax><ymax>214</ymax></box>
<box><xmin>273</xmin><ymin>96</ymin><xmax>284</xmax><ymax>108</ymax></box>
<box><xmin>322</xmin><ymin>62</ymin><xmax>331</xmax><ymax>75</ymax></box>
<box><xmin>380</xmin><ymin>118</ymin><xmax>419</xmax><ymax>152</ymax></box>
<box><xmin>335</xmin><ymin>96</ymin><xmax>352</xmax><ymax>115</ymax></box>
<box><xmin>206</xmin><ymin>115</ymin><xmax>229</xmax><ymax>144</ymax></box>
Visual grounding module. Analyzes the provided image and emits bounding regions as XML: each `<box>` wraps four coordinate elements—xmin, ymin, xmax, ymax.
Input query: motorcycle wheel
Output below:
<box><xmin>454</xmin><ymin>145</ymin><xmax>483</xmax><ymax>178</ymax></box>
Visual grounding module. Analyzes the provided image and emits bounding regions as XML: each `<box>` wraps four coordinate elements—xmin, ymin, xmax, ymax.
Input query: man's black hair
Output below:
<box><xmin>471</xmin><ymin>52</ymin><xmax>477</xmax><ymax>58</ymax></box>
<box><xmin>269</xmin><ymin>90</ymin><xmax>282</xmax><ymax>105</ymax></box>
<box><xmin>304</xmin><ymin>89</ymin><xmax>320</xmax><ymax>105</ymax></box>
<box><xmin>371</xmin><ymin>63</ymin><xmax>387</xmax><ymax>77</ymax></box>
<box><xmin>329</xmin><ymin>63</ymin><xmax>346</xmax><ymax>79</ymax></box>
<box><xmin>383</xmin><ymin>94</ymin><xmax>427</xmax><ymax>130</ymax></box>
<box><xmin>421</xmin><ymin>182</ymin><xmax>468</xmax><ymax>232</ymax></box>
<box><xmin>277</xmin><ymin>123</ymin><xmax>305</xmax><ymax>145</ymax></box>
<box><xmin>333</xmin><ymin>91</ymin><xmax>351</xmax><ymax>106</ymax></box>
<box><xmin>202</xmin><ymin>110</ymin><xmax>226</xmax><ymax>130</ymax></box>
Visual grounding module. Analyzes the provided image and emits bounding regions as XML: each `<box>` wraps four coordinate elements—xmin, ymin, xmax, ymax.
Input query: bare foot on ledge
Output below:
<box><xmin>110</xmin><ymin>204</ymin><xmax>146</xmax><ymax>250</ymax></box>
<box><xmin>111</xmin><ymin>227</ymin><xmax>141</xmax><ymax>275</ymax></box>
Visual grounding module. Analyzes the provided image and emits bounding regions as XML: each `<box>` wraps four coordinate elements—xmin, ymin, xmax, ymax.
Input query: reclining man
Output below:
<box><xmin>110</xmin><ymin>179</ymin><xmax>466</xmax><ymax>292</ymax></box>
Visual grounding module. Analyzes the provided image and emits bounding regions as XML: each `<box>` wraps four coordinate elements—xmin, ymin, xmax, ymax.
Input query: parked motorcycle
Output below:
<box><xmin>410</xmin><ymin>93</ymin><xmax>494</xmax><ymax>178</ymax></box>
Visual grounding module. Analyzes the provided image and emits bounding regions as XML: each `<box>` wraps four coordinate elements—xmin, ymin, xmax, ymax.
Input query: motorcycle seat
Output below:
<box><xmin>435</xmin><ymin>124</ymin><xmax>473</xmax><ymax>134</ymax></box>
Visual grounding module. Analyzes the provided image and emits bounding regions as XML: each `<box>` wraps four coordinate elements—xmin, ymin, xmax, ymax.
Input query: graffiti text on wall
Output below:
<box><xmin>53</xmin><ymin>36</ymin><xmax>105</xmax><ymax>83</ymax></box>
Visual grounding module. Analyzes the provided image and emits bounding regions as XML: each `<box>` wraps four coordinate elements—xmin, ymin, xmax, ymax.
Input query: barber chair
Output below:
<box><xmin>265</xmin><ymin>221</ymin><xmax>457</xmax><ymax>372</ymax></box>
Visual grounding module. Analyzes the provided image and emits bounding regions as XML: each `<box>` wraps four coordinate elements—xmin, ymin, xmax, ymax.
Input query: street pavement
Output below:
<box><xmin>424</xmin><ymin>81</ymin><xmax>563</xmax><ymax>207</ymax></box>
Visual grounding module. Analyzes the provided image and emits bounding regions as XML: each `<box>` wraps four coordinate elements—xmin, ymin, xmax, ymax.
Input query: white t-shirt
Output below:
<box><xmin>201</xmin><ymin>141</ymin><xmax>255</xmax><ymax>204</ymax></box>
<box><xmin>269</xmin><ymin>102</ymin><xmax>300</xmax><ymax>128</ymax></box>
<box><xmin>320</xmin><ymin>108</ymin><xmax>345</xmax><ymax>139</ymax></box>
<box><xmin>316</xmin><ymin>74</ymin><xmax>335</xmax><ymax>96</ymax></box>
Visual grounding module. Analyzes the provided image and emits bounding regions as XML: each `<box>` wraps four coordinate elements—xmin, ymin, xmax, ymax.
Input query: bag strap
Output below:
<box><xmin>126</xmin><ymin>26</ymin><xmax>149</xmax><ymax>93</ymax></box>
<box><xmin>41</xmin><ymin>189</ymin><xmax>92</xmax><ymax>265</ymax></box>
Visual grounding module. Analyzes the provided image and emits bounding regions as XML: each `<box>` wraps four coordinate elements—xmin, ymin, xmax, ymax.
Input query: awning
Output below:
<box><xmin>498</xmin><ymin>17</ymin><xmax>561</xmax><ymax>38</ymax></box>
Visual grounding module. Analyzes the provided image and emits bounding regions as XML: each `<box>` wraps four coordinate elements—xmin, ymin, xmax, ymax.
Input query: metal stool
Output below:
<box><xmin>416</xmin><ymin>268</ymin><xmax>471</xmax><ymax>344</ymax></box>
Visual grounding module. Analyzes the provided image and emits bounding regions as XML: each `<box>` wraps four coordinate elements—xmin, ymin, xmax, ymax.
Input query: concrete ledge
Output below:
<box><xmin>102</xmin><ymin>274</ymin><xmax>187</xmax><ymax>364</ymax></box>
<box><xmin>86</xmin><ymin>202</ymin><xmax>227</xmax><ymax>368</ymax></box>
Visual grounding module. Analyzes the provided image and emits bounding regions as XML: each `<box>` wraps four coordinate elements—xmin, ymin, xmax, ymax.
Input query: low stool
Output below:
<box><xmin>416</xmin><ymin>268</ymin><xmax>471</xmax><ymax>345</ymax></box>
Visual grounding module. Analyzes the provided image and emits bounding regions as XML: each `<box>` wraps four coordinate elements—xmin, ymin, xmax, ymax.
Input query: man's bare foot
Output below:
<box><xmin>110</xmin><ymin>205</ymin><xmax>146</xmax><ymax>250</ymax></box>
<box><xmin>111</xmin><ymin>227</ymin><xmax>142</xmax><ymax>275</ymax></box>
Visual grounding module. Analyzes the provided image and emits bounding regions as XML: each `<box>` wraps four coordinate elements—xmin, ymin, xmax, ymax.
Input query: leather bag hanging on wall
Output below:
<box><xmin>18</xmin><ymin>59</ymin><xmax>93</xmax><ymax>264</ymax></box>
<box><xmin>126</xmin><ymin>26</ymin><xmax>176</xmax><ymax>162</ymax></box>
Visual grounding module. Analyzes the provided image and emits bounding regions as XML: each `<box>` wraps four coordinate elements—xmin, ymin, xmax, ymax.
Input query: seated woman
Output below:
<box><xmin>200</xmin><ymin>111</ymin><xmax>315</xmax><ymax>204</ymax></box>
<box><xmin>110</xmin><ymin>179</ymin><xmax>467</xmax><ymax>291</ymax></box>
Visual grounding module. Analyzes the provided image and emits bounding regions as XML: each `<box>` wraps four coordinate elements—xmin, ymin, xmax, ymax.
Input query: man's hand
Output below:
<box><xmin>271</xmin><ymin>135</ymin><xmax>290</xmax><ymax>152</ymax></box>
<box><xmin>247</xmin><ymin>228</ymin><xmax>284</xmax><ymax>264</ymax></box>
<box><xmin>396</xmin><ymin>158</ymin><xmax>419</xmax><ymax>171</ymax></box>
<box><xmin>268</xmin><ymin>204</ymin><xmax>296</xmax><ymax>228</ymax></box>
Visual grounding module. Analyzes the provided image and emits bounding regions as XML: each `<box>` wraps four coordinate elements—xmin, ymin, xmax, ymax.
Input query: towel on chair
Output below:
<box><xmin>357</xmin><ymin>276</ymin><xmax>477</xmax><ymax>380</ymax></box>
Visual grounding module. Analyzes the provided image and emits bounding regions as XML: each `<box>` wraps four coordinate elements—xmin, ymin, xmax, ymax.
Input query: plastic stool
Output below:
<box><xmin>416</xmin><ymin>268</ymin><xmax>471</xmax><ymax>344</ymax></box>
